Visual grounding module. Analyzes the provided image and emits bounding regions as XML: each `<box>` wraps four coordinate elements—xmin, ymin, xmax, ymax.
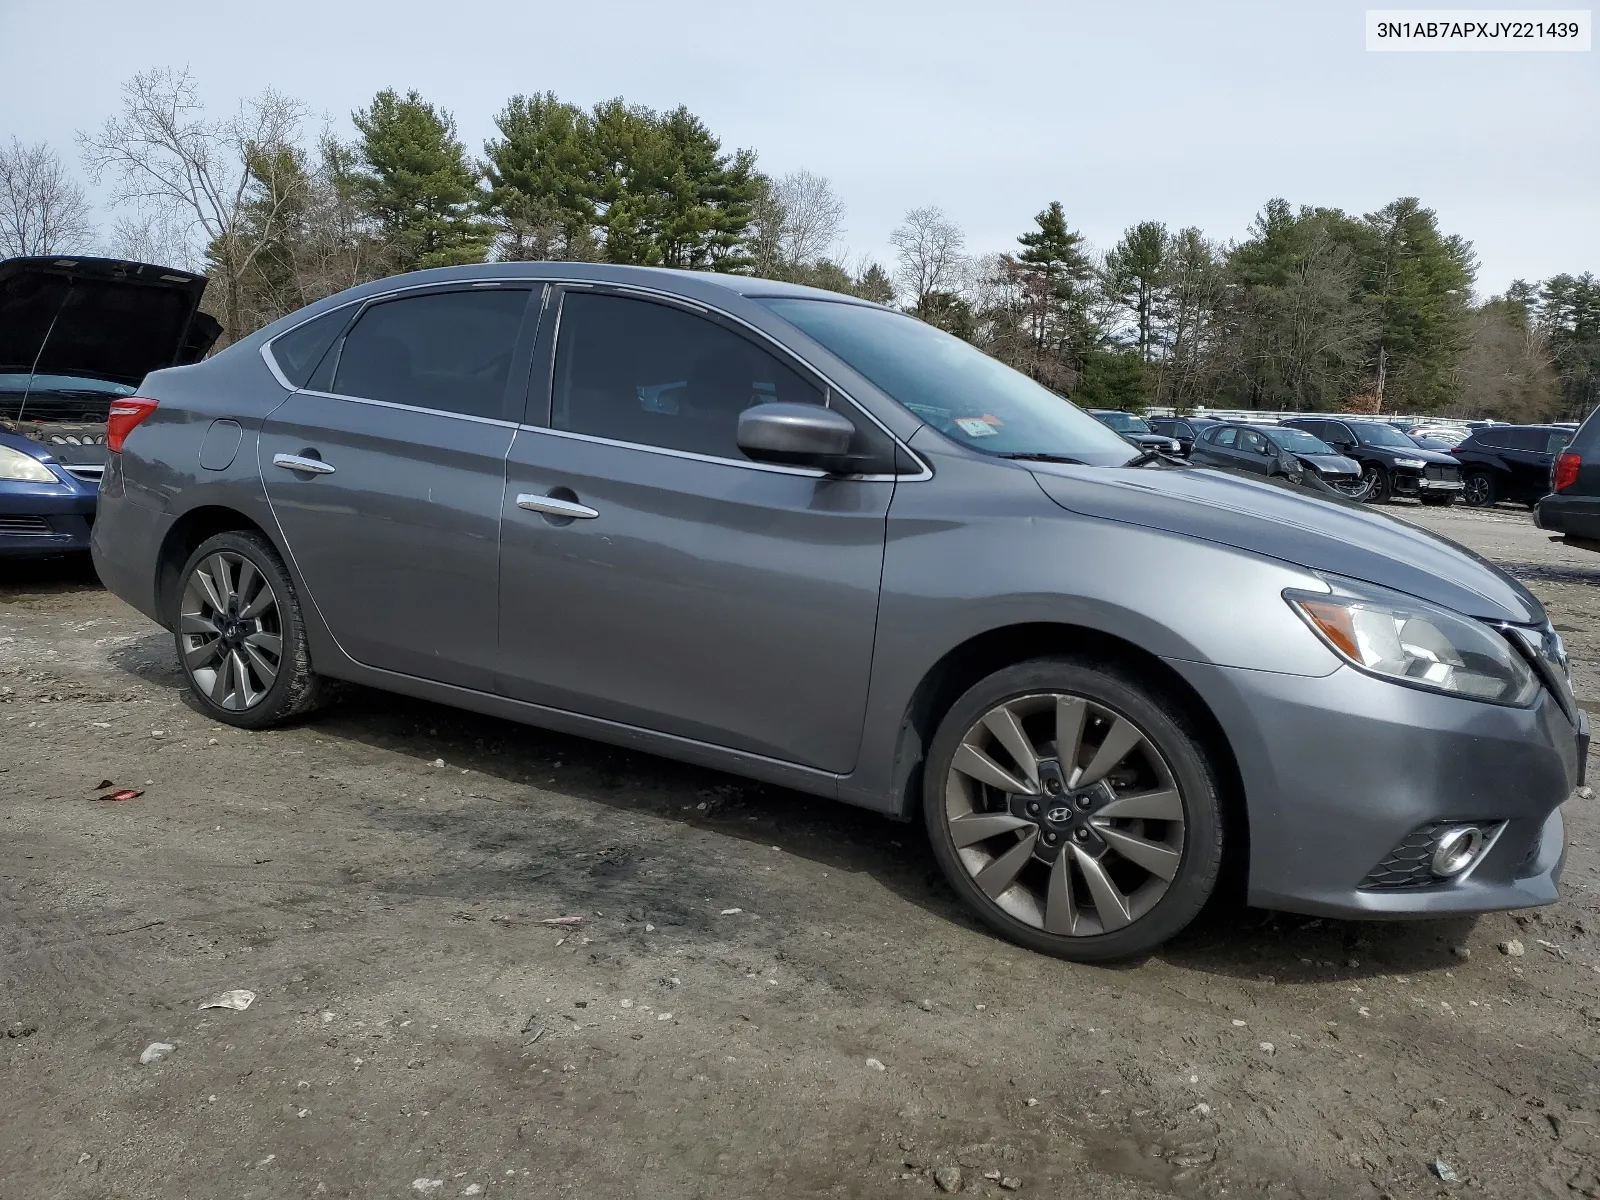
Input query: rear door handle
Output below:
<box><xmin>272</xmin><ymin>453</ymin><xmax>336</xmax><ymax>475</ymax></box>
<box><xmin>517</xmin><ymin>493</ymin><xmax>599</xmax><ymax>520</ymax></box>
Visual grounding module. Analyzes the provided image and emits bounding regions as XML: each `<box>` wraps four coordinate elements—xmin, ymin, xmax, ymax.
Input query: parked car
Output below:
<box><xmin>92</xmin><ymin>263</ymin><xmax>1586</xmax><ymax>962</ymax></box>
<box><xmin>1406</xmin><ymin>424</ymin><xmax>1469</xmax><ymax>447</ymax></box>
<box><xmin>0</xmin><ymin>256</ymin><xmax>218</xmax><ymax>556</ymax></box>
<box><xmin>1189</xmin><ymin>423</ymin><xmax>1363</xmax><ymax>494</ymax></box>
<box><xmin>1147</xmin><ymin>415</ymin><xmax>1221</xmax><ymax>456</ymax></box>
<box><xmin>1537</xmin><ymin>409</ymin><xmax>1600</xmax><ymax>548</ymax></box>
<box><xmin>1278</xmin><ymin>416</ymin><xmax>1462</xmax><ymax>504</ymax></box>
<box><xmin>1087</xmin><ymin>409</ymin><xmax>1182</xmax><ymax>455</ymax></box>
<box><xmin>1451</xmin><ymin>424</ymin><xmax>1573</xmax><ymax>509</ymax></box>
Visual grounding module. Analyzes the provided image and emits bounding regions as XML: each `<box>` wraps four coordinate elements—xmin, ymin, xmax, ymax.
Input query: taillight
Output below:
<box><xmin>106</xmin><ymin>397</ymin><xmax>159</xmax><ymax>453</ymax></box>
<box><xmin>1554</xmin><ymin>451</ymin><xmax>1582</xmax><ymax>492</ymax></box>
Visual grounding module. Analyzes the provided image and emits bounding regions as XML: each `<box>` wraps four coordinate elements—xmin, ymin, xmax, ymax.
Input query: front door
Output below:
<box><xmin>260</xmin><ymin>283</ymin><xmax>539</xmax><ymax>690</ymax></box>
<box><xmin>496</xmin><ymin>288</ymin><xmax>894</xmax><ymax>773</ymax></box>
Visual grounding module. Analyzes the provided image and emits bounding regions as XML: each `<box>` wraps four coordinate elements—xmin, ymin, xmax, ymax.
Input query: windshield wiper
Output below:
<box><xmin>1122</xmin><ymin>449</ymin><xmax>1188</xmax><ymax>468</ymax></box>
<box><xmin>997</xmin><ymin>452</ymin><xmax>1088</xmax><ymax>464</ymax></box>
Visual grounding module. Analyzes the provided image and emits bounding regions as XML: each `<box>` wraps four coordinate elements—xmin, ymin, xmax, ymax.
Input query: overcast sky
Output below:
<box><xmin>2</xmin><ymin>0</ymin><xmax>1594</xmax><ymax>294</ymax></box>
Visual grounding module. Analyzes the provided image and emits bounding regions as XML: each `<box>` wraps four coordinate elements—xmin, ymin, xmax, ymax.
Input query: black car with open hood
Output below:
<box><xmin>0</xmin><ymin>256</ymin><xmax>221</xmax><ymax>481</ymax></box>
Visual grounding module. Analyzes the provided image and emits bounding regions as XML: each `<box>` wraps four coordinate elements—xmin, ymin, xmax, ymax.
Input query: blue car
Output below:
<box><xmin>0</xmin><ymin>255</ymin><xmax>218</xmax><ymax>557</ymax></box>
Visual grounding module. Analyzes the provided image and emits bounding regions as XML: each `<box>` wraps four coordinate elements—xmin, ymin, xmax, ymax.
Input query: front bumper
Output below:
<box><xmin>1166</xmin><ymin>657</ymin><xmax>1583</xmax><ymax>919</ymax></box>
<box><xmin>0</xmin><ymin>477</ymin><xmax>96</xmax><ymax>557</ymax></box>
<box><xmin>1392</xmin><ymin>469</ymin><xmax>1464</xmax><ymax>495</ymax></box>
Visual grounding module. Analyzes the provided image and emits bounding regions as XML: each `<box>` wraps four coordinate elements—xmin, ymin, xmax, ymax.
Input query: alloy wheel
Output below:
<box><xmin>943</xmin><ymin>693</ymin><xmax>1186</xmax><ymax>936</ymax></box>
<box><xmin>1463</xmin><ymin>473</ymin><xmax>1494</xmax><ymax>507</ymax></box>
<box><xmin>179</xmin><ymin>551</ymin><xmax>284</xmax><ymax>711</ymax></box>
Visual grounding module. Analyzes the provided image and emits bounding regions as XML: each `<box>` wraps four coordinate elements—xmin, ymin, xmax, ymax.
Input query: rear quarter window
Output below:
<box><xmin>268</xmin><ymin>306</ymin><xmax>355</xmax><ymax>388</ymax></box>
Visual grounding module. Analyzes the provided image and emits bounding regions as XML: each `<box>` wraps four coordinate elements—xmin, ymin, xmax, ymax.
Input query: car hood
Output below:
<box><xmin>1294</xmin><ymin>452</ymin><xmax>1359</xmax><ymax>474</ymax></box>
<box><xmin>0</xmin><ymin>256</ymin><xmax>220</xmax><ymax>388</ymax></box>
<box><xmin>1030</xmin><ymin>462</ymin><xmax>1544</xmax><ymax>624</ymax></box>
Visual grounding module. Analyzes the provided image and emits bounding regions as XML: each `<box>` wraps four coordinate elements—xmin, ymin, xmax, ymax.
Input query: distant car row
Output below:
<box><xmin>1088</xmin><ymin>409</ymin><xmax>1577</xmax><ymax>510</ymax></box>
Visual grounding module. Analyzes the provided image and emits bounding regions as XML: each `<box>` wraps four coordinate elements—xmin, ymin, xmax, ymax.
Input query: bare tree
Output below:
<box><xmin>79</xmin><ymin>67</ymin><xmax>309</xmax><ymax>345</ymax></box>
<box><xmin>0</xmin><ymin>138</ymin><xmax>95</xmax><ymax>256</ymax></box>
<box><xmin>889</xmin><ymin>205</ymin><xmax>966</xmax><ymax>310</ymax></box>
<box><xmin>773</xmin><ymin>169</ymin><xmax>845</xmax><ymax>266</ymax></box>
<box><xmin>105</xmin><ymin>206</ymin><xmax>195</xmax><ymax>268</ymax></box>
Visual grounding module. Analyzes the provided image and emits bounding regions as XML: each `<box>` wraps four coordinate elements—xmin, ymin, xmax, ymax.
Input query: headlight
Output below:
<box><xmin>1393</xmin><ymin>457</ymin><xmax>1426</xmax><ymax>469</ymax></box>
<box><xmin>0</xmin><ymin>444</ymin><xmax>58</xmax><ymax>483</ymax></box>
<box><xmin>1285</xmin><ymin>579</ymin><xmax>1539</xmax><ymax>707</ymax></box>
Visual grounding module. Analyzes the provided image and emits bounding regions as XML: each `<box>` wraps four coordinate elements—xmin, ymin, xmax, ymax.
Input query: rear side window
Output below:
<box><xmin>1474</xmin><ymin>429</ymin><xmax>1515</xmax><ymax>449</ymax></box>
<box><xmin>551</xmin><ymin>292</ymin><xmax>828</xmax><ymax>460</ymax></box>
<box><xmin>332</xmin><ymin>288</ymin><xmax>530</xmax><ymax>420</ymax></box>
<box><xmin>269</xmin><ymin>307</ymin><xmax>352</xmax><ymax>388</ymax></box>
<box><xmin>1545</xmin><ymin>430</ymin><xmax>1573</xmax><ymax>454</ymax></box>
<box><xmin>1213</xmin><ymin>427</ymin><xmax>1238</xmax><ymax>448</ymax></box>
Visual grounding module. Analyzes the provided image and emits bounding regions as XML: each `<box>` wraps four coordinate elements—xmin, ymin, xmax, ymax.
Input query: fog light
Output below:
<box><xmin>1430</xmin><ymin>825</ymin><xmax>1485</xmax><ymax>878</ymax></box>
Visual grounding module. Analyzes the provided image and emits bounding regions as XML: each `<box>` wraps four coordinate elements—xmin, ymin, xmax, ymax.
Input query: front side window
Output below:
<box><xmin>552</xmin><ymin>292</ymin><xmax>828</xmax><ymax>460</ymax></box>
<box><xmin>761</xmin><ymin>298</ymin><xmax>1135</xmax><ymax>465</ymax></box>
<box><xmin>1238</xmin><ymin>429</ymin><xmax>1268</xmax><ymax>454</ymax></box>
<box><xmin>332</xmin><ymin>288</ymin><xmax>530</xmax><ymax>420</ymax></box>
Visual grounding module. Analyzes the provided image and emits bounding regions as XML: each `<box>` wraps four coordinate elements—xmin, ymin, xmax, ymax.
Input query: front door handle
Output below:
<box><xmin>517</xmin><ymin>493</ymin><xmax>599</xmax><ymax>520</ymax></box>
<box><xmin>273</xmin><ymin>453</ymin><xmax>336</xmax><ymax>476</ymax></box>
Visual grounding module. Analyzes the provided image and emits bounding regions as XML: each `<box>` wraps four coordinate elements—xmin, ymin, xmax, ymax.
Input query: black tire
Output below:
<box><xmin>1420</xmin><ymin>493</ymin><xmax>1457</xmax><ymax>507</ymax></box>
<box><xmin>923</xmin><ymin>656</ymin><xmax>1225</xmax><ymax>962</ymax></box>
<box><xmin>1359</xmin><ymin>465</ymin><xmax>1390</xmax><ymax>503</ymax></box>
<box><xmin>172</xmin><ymin>530</ymin><xmax>328</xmax><ymax>729</ymax></box>
<box><xmin>1463</xmin><ymin>471</ymin><xmax>1498</xmax><ymax>508</ymax></box>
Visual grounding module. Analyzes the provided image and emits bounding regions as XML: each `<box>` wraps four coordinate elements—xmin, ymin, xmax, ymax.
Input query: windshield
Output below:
<box><xmin>1096</xmin><ymin>412</ymin><xmax>1151</xmax><ymax>434</ymax></box>
<box><xmin>0</xmin><ymin>372</ymin><xmax>134</xmax><ymax>423</ymax></box>
<box><xmin>1347</xmin><ymin>421</ymin><xmax>1419</xmax><ymax>449</ymax></box>
<box><xmin>1270</xmin><ymin>427</ymin><xmax>1336</xmax><ymax>454</ymax></box>
<box><xmin>759</xmin><ymin>299</ymin><xmax>1137</xmax><ymax>465</ymax></box>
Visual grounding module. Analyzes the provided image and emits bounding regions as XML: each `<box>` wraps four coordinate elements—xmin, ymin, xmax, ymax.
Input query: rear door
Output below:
<box><xmin>260</xmin><ymin>283</ymin><xmax>540</xmax><ymax>691</ymax></box>
<box><xmin>496</xmin><ymin>286</ymin><xmax>897</xmax><ymax>773</ymax></box>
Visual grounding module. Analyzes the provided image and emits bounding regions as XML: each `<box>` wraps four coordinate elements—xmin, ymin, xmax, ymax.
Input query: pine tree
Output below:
<box><xmin>483</xmin><ymin>92</ymin><xmax>599</xmax><ymax>260</ymax></box>
<box><xmin>1014</xmin><ymin>202</ymin><xmax>1093</xmax><ymax>362</ymax></box>
<box><xmin>350</xmin><ymin>89</ymin><xmax>492</xmax><ymax>271</ymax></box>
<box><xmin>1103</xmin><ymin>221</ymin><xmax>1170</xmax><ymax>363</ymax></box>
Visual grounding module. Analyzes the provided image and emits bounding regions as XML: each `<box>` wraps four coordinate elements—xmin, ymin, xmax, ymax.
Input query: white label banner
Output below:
<box><xmin>1367</xmin><ymin>9</ymin><xmax>1591</xmax><ymax>49</ymax></box>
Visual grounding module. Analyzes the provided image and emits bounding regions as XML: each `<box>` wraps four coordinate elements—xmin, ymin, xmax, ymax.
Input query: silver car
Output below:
<box><xmin>91</xmin><ymin>264</ymin><xmax>1588</xmax><ymax>961</ymax></box>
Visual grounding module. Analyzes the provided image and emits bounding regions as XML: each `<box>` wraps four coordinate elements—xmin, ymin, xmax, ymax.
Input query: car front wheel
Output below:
<box><xmin>172</xmin><ymin>530</ymin><xmax>328</xmax><ymax>728</ymax></box>
<box><xmin>923</xmin><ymin>657</ymin><xmax>1225</xmax><ymax>962</ymax></box>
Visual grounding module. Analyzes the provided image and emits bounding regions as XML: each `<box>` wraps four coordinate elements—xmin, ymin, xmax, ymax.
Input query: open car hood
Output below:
<box><xmin>1030</xmin><ymin>462</ymin><xmax>1544</xmax><ymax>624</ymax></box>
<box><xmin>0</xmin><ymin>256</ymin><xmax>220</xmax><ymax>388</ymax></box>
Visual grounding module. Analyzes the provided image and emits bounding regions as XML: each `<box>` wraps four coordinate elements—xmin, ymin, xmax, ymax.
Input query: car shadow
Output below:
<box><xmin>0</xmin><ymin>551</ymin><xmax>100</xmax><ymax>595</ymax></box>
<box><xmin>103</xmin><ymin>641</ymin><xmax>1497</xmax><ymax>979</ymax></box>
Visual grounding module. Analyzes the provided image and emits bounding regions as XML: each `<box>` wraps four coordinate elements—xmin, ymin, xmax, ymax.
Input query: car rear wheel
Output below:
<box><xmin>923</xmin><ymin>657</ymin><xmax>1225</xmax><ymax>962</ymax></box>
<box><xmin>172</xmin><ymin>530</ymin><xmax>328</xmax><ymax>729</ymax></box>
<box><xmin>1463</xmin><ymin>471</ymin><xmax>1498</xmax><ymax>508</ymax></box>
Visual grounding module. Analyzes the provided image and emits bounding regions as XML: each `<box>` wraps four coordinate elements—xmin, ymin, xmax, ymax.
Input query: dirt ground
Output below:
<box><xmin>3</xmin><ymin>502</ymin><xmax>1600</xmax><ymax>1200</ymax></box>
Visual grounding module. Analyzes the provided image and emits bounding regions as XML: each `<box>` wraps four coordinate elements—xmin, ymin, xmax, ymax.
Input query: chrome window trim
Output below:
<box><xmin>512</xmin><ymin>421</ymin><xmax>914</xmax><ymax>483</ymax></box>
<box><xmin>259</xmin><ymin>272</ymin><xmax>931</xmax><ymax>479</ymax></box>
<box><xmin>293</xmin><ymin>388</ymin><xmax>521</xmax><ymax>428</ymax></box>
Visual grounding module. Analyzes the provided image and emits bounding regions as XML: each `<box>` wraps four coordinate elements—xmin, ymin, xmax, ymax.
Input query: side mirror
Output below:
<box><xmin>737</xmin><ymin>403</ymin><xmax>856</xmax><ymax>469</ymax></box>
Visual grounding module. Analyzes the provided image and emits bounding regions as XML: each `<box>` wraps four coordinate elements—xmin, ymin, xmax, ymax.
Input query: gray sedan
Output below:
<box><xmin>91</xmin><ymin>264</ymin><xmax>1587</xmax><ymax>962</ymax></box>
<box><xmin>1191</xmin><ymin>422</ymin><xmax>1363</xmax><ymax>495</ymax></box>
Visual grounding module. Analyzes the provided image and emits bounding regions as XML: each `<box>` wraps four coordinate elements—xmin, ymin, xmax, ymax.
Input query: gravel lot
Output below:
<box><xmin>3</xmin><ymin>502</ymin><xmax>1600</xmax><ymax>1200</ymax></box>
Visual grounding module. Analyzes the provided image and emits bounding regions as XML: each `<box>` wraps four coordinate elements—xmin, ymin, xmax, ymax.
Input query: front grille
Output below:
<box><xmin>1424</xmin><ymin>464</ymin><xmax>1459</xmax><ymax>482</ymax></box>
<box><xmin>0</xmin><ymin>515</ymin><xmax>52</xmax><ymax>536</ymax></box>
<box><xmin>63</xmin><ymin>465</ymin><xmax>103</xmax><ymax>483</ymax></box>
